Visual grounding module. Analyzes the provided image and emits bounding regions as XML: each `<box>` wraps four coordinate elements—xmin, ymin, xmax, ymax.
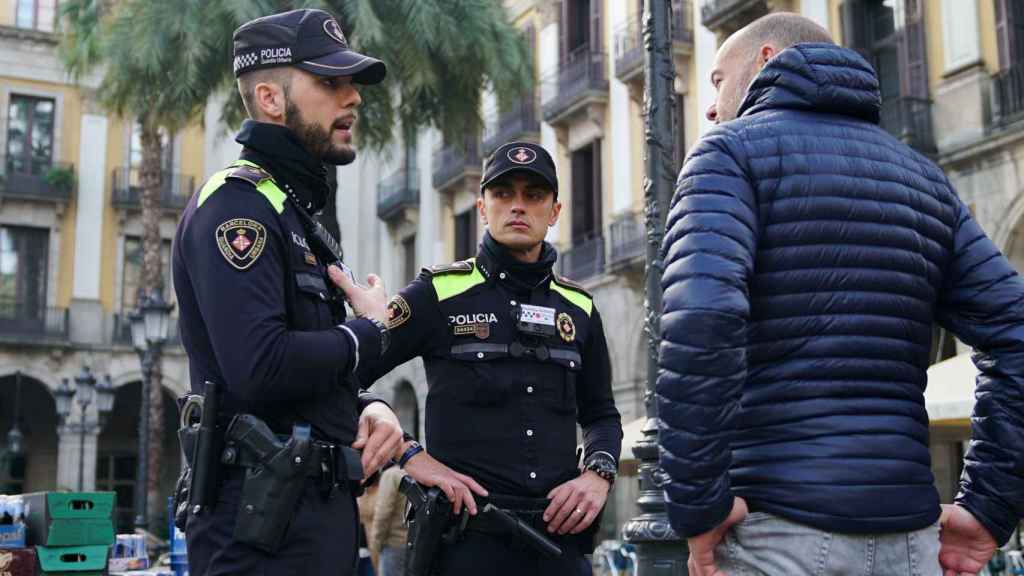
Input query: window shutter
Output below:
<box><xmin>560</xmin><ymin>0</ymin><xmax>569</xmax><ymax>64</ymax></box>
<box><xmin>840</xmin><ymin>0</ymin><xmax>869</xmax><ymax>55</ymax></box>
<box><xmin>591</xmin><ymin>139</ymin><xmax>603</xmax><ymax>238</ymax></box>
<box><xmin>900</xmin><ymin>0</ymin><xmax>929</xmax><ymax>99</ymax></box>
<box><xmin>590</xmin><ymin>0</ymin><xmax>602</xmax><ymax>52</ymax></box>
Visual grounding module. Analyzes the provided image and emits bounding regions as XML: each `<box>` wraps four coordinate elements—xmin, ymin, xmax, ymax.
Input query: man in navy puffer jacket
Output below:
<box><xmin>659</xmin><ymin>12</ymin><xmax>1023</xmax><ymax>576</ymax></box>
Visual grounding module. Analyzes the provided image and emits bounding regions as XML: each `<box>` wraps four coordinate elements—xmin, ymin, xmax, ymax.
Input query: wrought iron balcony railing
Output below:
<box><xmin>614</xmin><ymin>18</ymin><xmax>644</xmax><ymax>82</ymax></box>
<box><xmin>608</xmin><ymin>212</ymin><xmax>645</xmax><ymax>268</ymax></box>
<box><xmin>0</xmin><ymin>154</ymin><xmax>75</xmax><ymax>202</ymax></box>
<box><xmin>672</xmin><ymin>0</ymin><xmax>695</xmax><ymax>46</ymax></box>
<box><xmin>110</xmin><ymin>167</ymin><xmax>196</xmax><ymax>211</ymax></box>
<box><xmin>482</xmin><ymin>94</ymin><xmax>541</xmax><ymax>156</ymax></box>
<box><xmin>0</xmin><ymin>300</ymin><xmax>69</xmax><ymax>342</ymax></box>
<box><xmin>879</xmin><ymin>96</ymin><xmax>935</xmax><ymax>154</ymax></box>
<box><xmin>541</xmin><ymin>49</ymin><xmax>609</xmax><ymax>124</ymax></box>
<box><xmin>993</xmin><ymin>64</ymin><xmax>1024</xmax><ymax>128</ymax></box>
<box><xmin>377</xmin><ymin>168</ymin><xmax>420</xmax><ymax>221</ymax></box>
<box><xmin>432</xmin><ymin>137</ymin><xmax>482</xmax><ymax>191</ymax></box>
<box><xmin>559</xmin><ymin>234</ymin><xmax>606</xmax><ymax>282</ymax></box>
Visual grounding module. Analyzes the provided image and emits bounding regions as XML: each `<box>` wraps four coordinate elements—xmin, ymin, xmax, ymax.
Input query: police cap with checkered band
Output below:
<box><xmin>480</xmin><ymin>142</ymin><xmax>558</xmax><ymax>198</ymax></box>
<box><xmin>232</xmin><ymin>8</ymin><xmax>386</xmax><ymax>84</ymax></box>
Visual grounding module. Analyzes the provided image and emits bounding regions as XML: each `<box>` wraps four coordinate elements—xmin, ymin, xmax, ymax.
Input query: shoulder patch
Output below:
<box><xmin>428</xmin><ymin>260</ymin><xmax>474</xmax><ymax>275</ymax></box>
<box><xmin>552</xmin><ymin>274</ymin><xmax>592</xmax><ymax>298</ymax></box>
<box><xmin>226</xmin><ymin>164</ymin><xmax>273</xmax><ymax>187</ymax></box>
<box><xmin>216</xmin><ymin>218</ymin><xmax>267</xmax><ymax>270</ymax></box>
<box><xmin>385</xmin><ymin>295</ymin><xmax>412</xmax><ymax>329</ymax></box>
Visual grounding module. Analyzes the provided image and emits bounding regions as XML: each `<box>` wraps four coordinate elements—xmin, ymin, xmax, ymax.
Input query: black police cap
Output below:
<box><xmin>233</xmin><ymin>9</ymin><xmax>386</xmax><ymax>84</ymax></box>
<box><xmin>480</xmin><ymin>142</ymin><xmax>558</xmax><ymax>197</ymax></box>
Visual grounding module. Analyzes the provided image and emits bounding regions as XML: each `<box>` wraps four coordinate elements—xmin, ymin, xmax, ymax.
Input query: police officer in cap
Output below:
<box><xmin>334</xmin><ymin>142</ymin><xmax>623</xmax><ymax>575</ymax></box>
<box><xmin>173</xmin><ymin>9</ymin><xmax>404</xmax><ymax>575</ymax></box>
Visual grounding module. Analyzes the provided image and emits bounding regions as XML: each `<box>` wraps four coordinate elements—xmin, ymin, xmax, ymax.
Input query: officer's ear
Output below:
<box><xmin>548</xmin><ymin>198</ymin><xmax>561</xmax><ymax>227</ymax></box>
<box><xmin>251</xmin><ymin>74</ymin><xmax>290</xmax><ymax>122</ymax></box>
<box><xmin>476</xmin><ymin>195</ymin><xmax>488</xmax><ymax>225</ymax></box>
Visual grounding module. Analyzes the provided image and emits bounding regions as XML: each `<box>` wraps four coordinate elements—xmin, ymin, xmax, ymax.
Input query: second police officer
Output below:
<box><xmin>173</xmin><ymin>9</ymin><xmax>404</xmax><ymax>575</ymax></box>
<box><xmin>336</xmin><ymin>142</ymin><xmax>624</xmax><ymax>575</ymax></box>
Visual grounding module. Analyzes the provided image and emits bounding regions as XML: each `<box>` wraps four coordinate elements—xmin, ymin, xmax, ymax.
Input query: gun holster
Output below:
<box><xmin>401</xmin><ymin>476</ymin><xmax>460</xmax><ymax>576</ymax></box>
<box><xmin>225</xmin><ymin>415</ymin><xmax>314</xmax><ymax>553</ymax></box>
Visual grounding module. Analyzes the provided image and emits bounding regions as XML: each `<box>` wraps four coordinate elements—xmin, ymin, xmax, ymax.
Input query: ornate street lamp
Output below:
<box><xmin>55</xmin><ymin>367</ymin><xmax>115</xmax><ymax>491</ymax></box>
<box><xmin>130</xmin><ymin>291</ymin><xmax>173</xmax><ymax>530</ymax></box>
<box><xmin>621</xmin><ymin>0</ymin><xmax>688</xmax><ymax>572</ymax></box>
<box><xmin>6</xmin><ymin>371</ymin><xmax>24</xmax><ymax>456</ymax></box>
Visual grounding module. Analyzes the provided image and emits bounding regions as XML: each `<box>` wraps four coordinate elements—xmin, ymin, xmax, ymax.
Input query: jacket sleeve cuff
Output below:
<box><xmin>357</xmin><ymin>389</ymin><xmax>391</xmax><ymax>413</ymax></box>
<box><xmin>955</xmin><ymin>491</ymin><xmax>1019</xmax><ymax>546</ymax></box>
<box><xmin>338</xmin><ymin>318</ymin><xmax>383</xmax><ymax>375</ymax></box>
<box><xmin>666</xmin><ymin>494</ymin><xmax>735</xmax><ymax>539</ymax></box>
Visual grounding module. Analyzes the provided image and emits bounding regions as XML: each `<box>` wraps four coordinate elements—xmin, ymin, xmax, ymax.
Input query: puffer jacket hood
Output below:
<box><xmin>737</xmin><ymin>42</ymin><xmax>880</xmax><ymax>124</ymax></box>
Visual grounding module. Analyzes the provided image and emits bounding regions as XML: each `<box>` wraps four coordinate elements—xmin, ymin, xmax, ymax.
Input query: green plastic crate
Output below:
<box><xmin>23</xmin><ymin>493</ymin><xmax>115</xmax><ymax>547</ymax></box>
<box><xmin>35</xmin><ymin>544</ymin><xmax>108</xmax><ymax>575</ymax></box>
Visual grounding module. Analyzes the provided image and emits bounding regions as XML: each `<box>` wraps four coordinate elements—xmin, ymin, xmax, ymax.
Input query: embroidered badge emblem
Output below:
<box><xmin>216</xmin><ymin>218</ymin><xmax>266</xmax><ymax>270</ymax></box>
<box><xmin>557</xmin><ymin>312</ymin><xmax>576</xmax><ymax>343</ymax></box>
<box><xmin>323</xmin><ymin>19</ymin><xmax>348</xmax><ymax>47</ymax></box>
<box><xmin>386</xmin><ymin>295</ymin><xmax>412</xmax><ymax>330</ymax></box>
<box><xmin>508</xmin><ymin>146</ymin><xmax>537</xmax><ymax>165</ymax></box>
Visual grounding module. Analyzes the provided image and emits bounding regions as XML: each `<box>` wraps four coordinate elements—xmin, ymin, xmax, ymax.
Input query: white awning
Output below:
<box><xmin>925</xmin><ymin>353</ymin><xmax>977</xmax><ymax>422</ymax></box>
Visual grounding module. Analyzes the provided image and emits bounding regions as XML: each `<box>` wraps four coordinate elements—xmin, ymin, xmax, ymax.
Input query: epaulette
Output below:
<box><xmin>552</xmin><ymin>274</ymin><xmax>592</xmax><ymax>298</ymax></box>
<box><xmin>424</xmin><ymin>260</ymin><xmax>474</xmax><ymax>276</ymax></box>
<box><xmin>226</xmin><ymin>164</ymin><xmax>274</xmax><ymax>187</ymax></box>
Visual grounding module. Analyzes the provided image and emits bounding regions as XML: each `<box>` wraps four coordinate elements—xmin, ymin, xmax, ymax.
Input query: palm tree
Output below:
<box><xmin>60</xmin><ymin>0</ymin><xmax>529</xmax><ymax>530</ymax></box>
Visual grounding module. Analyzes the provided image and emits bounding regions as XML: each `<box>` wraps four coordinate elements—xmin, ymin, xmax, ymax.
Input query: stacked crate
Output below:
<box><xmin>23</xmin><ymin>493</ymin><xmax>115</xmax><ymax>576</ymax></box>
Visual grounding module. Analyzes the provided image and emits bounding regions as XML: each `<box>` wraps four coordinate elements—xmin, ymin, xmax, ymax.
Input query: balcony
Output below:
<box><xmin>559</xmin><ymin>234</ymin><xmax>606</xmax><ymax>282</ymax></box>
<box><xmin>700</xmin><ymin>0</ymin><xmax>769</xmax><ymax>34</ymax></box>
<box><xmin>0</xmin><ymin>301</ymin><xmax>69</xmax><ymax>343</ymax></box>
<box><xmin>110</xmin><ymin>167</ymin><xmax>196</xmax><ymax>212</ymax></box>
<box><xmin>879</xmin><ymin>96</ymin><xmax>936</xmax><ymax>154</ymax></box>
<box><xmin>614</xmin><ymin>18</ymin><xmax>644</xmax><ymax>84</ymax></box>
<box><xmin>432</xmin><ymin>137</ymin><xmax>482</xmax><ymax>193</ymax></box>
<box><xmin>482</xmin><ymin>94</ymin><xmax>541</xmax><ymax>156</ymax></box>
<box><xmin>0</xmin><ymin>155</ymin><xmax>75</xmax><ymax>202</ymax></box>
<box><xmin>541</xmin><ymin>49</ymin><xmax>609</xmax><ymax>126</ymax></box>
<box><xmin>377</xmin><ymin>168</ymin><xmax>420</xmax><ymax>221</ymax></box>
<box><xmin>608</xmin><ymin>212</ymin><xmax>645</xmax><ymax>270</ymax></box>
<box><xmin>992</xmin><ymin>64</ymin><xmax>1024</xmax><ymax>128</ymax></box>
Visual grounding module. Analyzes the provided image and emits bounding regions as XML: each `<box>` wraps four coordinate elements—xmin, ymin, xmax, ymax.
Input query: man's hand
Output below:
<box><xmin>328</xmin><ymin>266</ymin><xmax>388</xmax><ymax>323</ymax></box>
<box><xmin>401</xmin><ymin>449</ymin><xmax>488</xmax><ymax>515</ymax></box>
<box><xmin>352</xmin><ymin>402</ymin><xmax>404</xmax><ymax>478</ymax></box>
<box><xmin>686</xmin><ymin>497</ymin><xmax>748</xmax><ymax>576</ymax></box>
<box><xmin>939</xmin><ymin>504</ymin><xmax>997</xmax><ymax>576</ymax></box>
<box><xmin>543</xmin><ymin>470</ymin><xmax>610</xmax><ymax>535</ymax></box>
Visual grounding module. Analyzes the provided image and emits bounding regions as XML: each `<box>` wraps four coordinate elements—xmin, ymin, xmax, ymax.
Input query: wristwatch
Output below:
<box><xmin>584</xmin><ymin>451</ymin><xmax>618</xmax><ymax>487</ymax></box>
<box><xmin>368</xmin><ymin>318</ymin><xmax>390</xmax><ymax>354</ymax></box>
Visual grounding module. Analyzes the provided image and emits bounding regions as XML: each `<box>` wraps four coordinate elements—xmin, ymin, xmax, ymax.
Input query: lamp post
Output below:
<box><xmin>130</xmin><ymin>291</ymin><xmax>173</xmax><ymax>531</ymax></box>
<box><xmin>621</xmin><ymin>0</ymin><xmax>689</xmax><ymax>572</ymax></box>
<box><xmin>54</xmin><ymin>367</ymin><xmax>115</xmax><ymax>491</ymax></box>
<box><xmin>6</xmin><ymin>371</ymin><xmax>24</xmax><ymax>457</ymax></box>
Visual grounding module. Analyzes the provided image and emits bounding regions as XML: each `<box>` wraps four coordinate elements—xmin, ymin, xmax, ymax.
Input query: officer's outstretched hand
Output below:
<box><xmin>401</xmin><ymin>449</ymin><xmax>489</xmax><ymax>516</ymax></box>
<box><xmin>544</xmin><ymin>471</ymin><xmax>610</xmax><ymax>535</ymax></box>
<box><xmin>328</xmin><ymin>266</ymin><xmax>388</xmax><ymax>324</ymax></box>
<box><xmin>353</xmin><ymin>402</ymin><xmax>404</xmax><ymax>478</ymax></box>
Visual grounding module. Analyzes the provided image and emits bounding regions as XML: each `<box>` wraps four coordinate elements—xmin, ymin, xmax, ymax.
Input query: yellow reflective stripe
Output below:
<box><xmin>432</xmin><ymin>259</ymin><xmax>485</xmax><ymax>302</ymax></box>
<box><xmin>551</xmin><ymin>282</ymin><xmax>593</xmax><ymax>316</ymax></box>
<box><xmin>196</xmin><ymin>160</ymin><xmax>286</xmax><ymax>214</ymax></box>
<box><xmin>196</xmin><ymin>169</ymin><xmax>232</xmax><ymax>207</ymax></box>
<box><xmin>256</xmin><ymin>179</ymin><xmax>286</xmax><ymax>214</ymax></box>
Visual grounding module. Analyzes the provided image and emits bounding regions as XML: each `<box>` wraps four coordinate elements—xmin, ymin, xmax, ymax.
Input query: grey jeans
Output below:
<box><xmin>714</xmin><ymin>512</ymin><xmax>942</xmax><ymax>576</ymax></box>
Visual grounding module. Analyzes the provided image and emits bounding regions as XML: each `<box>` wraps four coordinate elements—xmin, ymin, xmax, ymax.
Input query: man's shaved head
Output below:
<box><xmin>707</xmin><ymin>13</ymin><xmax>835</xmax><ymax>124</ymax></box>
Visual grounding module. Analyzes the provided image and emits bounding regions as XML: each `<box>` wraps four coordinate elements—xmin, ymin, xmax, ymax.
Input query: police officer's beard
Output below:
<box><xmin>284</xmin><ymin>100</ymin><xmax>356</xmax><ymax>166</ymax></box>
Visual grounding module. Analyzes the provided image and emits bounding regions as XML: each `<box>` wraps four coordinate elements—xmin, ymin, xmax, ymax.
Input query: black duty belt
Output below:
<box><xmin>465</xmin><ymin>493</ymin><xmax>549</xmax><ymax>536</ymax></box>
<box><xmin>222</xmin><ymin>440</ymin><xmax>362</xmax><ymax>489</ymax></box>
<box><xmin>450</xmin><ymin>343</ymin><xmax>581</xmax><ymax>364</ymax></box>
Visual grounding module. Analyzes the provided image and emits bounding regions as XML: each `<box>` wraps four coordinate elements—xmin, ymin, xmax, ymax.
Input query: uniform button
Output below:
<box><xmin>499</xmin><ymin>272</ymin><xmax>507</xmax><ymax>279</ymax></box>
<box><xmin>529</xmin><ymin>472</ymin><xmax>537</xmax><ymax>479</ymax></box>
<box><xmin>510</xmin><ymin>300</ymin><xmax>517</xmax><ymax>306</ymax></box>
<box><xmin>477</xmin><ymin>352</ymin><xmax>485</xmax><ymax>359</ymax></box>
<box><xmin>526</xmin><ymin>429</ymin><xmax>534</xmax><ymax>437</ymax></box>
<box><xmin>569</xmin><ymin>361</ymin><xmax>576</xmax><ymax>368</ymax></box>
<box><xmin>526</xmin><ymin>386</ymin><xmax>534</xmax><ymax>394</ymax></box>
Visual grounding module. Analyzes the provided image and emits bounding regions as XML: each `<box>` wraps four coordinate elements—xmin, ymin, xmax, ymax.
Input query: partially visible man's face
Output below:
<box><xmin>478</xmin><ymin>173</ymin><xmax>560</xmax><ymax>253</ymax></box>
<box><xmin>706</xmin><ymin>35</ymin><xmax>761</xmax><ymax>125</ymax></box>
<box><xmin>285</xmin><ymin>69</ymin><xmax>362</xmax><ymax>165</ymax></box>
